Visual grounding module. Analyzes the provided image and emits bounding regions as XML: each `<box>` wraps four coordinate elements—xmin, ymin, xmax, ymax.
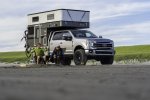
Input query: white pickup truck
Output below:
<box><xmin>48</xmin><ymin>29</ymin><xmax>115</xmax><ymax>65</ymax></box>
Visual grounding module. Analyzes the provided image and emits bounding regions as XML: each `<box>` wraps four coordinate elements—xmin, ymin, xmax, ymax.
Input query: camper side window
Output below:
<box><xmin>28</xmin><ymin>27</ymin><xmax>34</xmax><ymax>35</ymax></box>
<box><xmin>32</xmin><ymin>16</ymin><xmax>39</xmax><ymax>22</ymax></box>
<box><xmin>47</xmin><ymin>14</ymin><xmax>54</xmax><ymax>20</ymax></box>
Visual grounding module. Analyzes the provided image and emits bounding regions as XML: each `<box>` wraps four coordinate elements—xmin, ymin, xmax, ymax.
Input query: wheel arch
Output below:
<box><xmin>74</xmin><ymin>45</ymin><xmax>84</xmax><ymax>52</ymax></box>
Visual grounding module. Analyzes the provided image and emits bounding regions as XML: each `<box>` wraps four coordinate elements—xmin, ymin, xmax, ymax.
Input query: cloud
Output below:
<box><xmin>98</xmin><ymin>21</ymin><xmax>150</xmax><ymax>35</ymax></box>
<box><xmin>92</xmin><ymin>21</ymin><xmax>150</xmax><ymax>46</ymax></box>
<box><xmin>0</xmin><ymin>0</ymin><xmax>150</xmax><ymax>51</ymax></box>
<box><xmin>91</xmin><ymin>2</ymin><xmax>150</xmax><ymax>21</ymax></box>
<box><xmin>0</xmin><ymin>17</ymin><xmax>26</xmax><ymax>52</ymax></box>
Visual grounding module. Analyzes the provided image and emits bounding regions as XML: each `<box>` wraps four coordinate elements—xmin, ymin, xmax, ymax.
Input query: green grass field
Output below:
<box><xmin>0</xmin><ymin>45</ymin><xmax>150</xmax><ymax>63</ymax></box>
<box><xmin>0</xmin><ymin>51</ymin><xmax>27</xmax><ymax>63</ymax></box>
<box><xmin>115</xmin><ymin>45</ymin><xmax>150</xmax><ymax>62</ymax></box>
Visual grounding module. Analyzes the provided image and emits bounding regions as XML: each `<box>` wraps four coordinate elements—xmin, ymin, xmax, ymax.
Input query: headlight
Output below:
<box><xmin>89</xmin><ymin>40</ymin><xmax>96</xmax><ymax>47</ymax></box>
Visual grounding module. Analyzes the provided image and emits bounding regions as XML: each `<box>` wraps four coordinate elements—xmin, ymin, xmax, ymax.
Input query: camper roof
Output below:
<box><xmin>28</xmin><ymin>9</ymin><xmax>90</xmax><ymax>16</ymax></box>
<box><xmin>28</xmin><ymin>9</ymin><xmax>90</xmax><ymax>28</ymax></box>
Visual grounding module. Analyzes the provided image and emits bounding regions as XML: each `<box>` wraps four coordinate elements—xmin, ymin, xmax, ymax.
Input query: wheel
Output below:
<box><xmin>74</xmin><ymin>49</ymin><xmax>87</xmax><ymax>65</ymax></box>
<box><xmin>62</xmin><ymin>57</ymin><xmax>71</xmax><ymax>65</ymax></box>
<box><xmin>100</xmin><ymin>56</ymin><xmax>114</xmax><ymax>65</ymax></box>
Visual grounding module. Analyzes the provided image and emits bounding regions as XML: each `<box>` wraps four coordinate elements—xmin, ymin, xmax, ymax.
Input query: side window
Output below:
<box><xmin>76</xmin><ymin>33</ymin><xmax>86</xmax><ymax>37</ymax></box>
<box><xmin>86</xmin><ymin>33</ymin><xmax>92</xmax><ymax>38</ymax></box>
<box><xmin>63</xmin><ymin>32</ymin><xmax>71</xmax><ymax>37</ymax></box>
<box><xmin>52</xmin><ymin>32</ymin><xmax>63</xmax><ymax>40</ymax></box>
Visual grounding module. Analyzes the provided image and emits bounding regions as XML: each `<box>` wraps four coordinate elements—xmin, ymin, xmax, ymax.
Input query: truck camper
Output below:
<box><xmin>24</xmin><ymin>9</ymin><xmax>115</xmax><ymax>65</ymax></box>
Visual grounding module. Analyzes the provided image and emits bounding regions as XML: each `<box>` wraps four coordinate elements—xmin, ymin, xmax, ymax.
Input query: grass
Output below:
<box><xmin>0</xmin><ymin>51</ymin><xmax>27</xmax><ymax>63</ymax></box>
<box><xmin>0</xmin><ymin>45</ymin><xmax>150</xmax><ymax>63</ymax></box>
<box><xmin>115</xmin><ymin>45</ymin><xmax>150</xmax><ymax>62</ymax></box>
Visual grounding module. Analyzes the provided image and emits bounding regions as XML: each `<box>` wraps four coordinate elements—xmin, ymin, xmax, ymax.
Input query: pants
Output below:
<box><xmin>54</xmin><ymin>55</ymin><xmax>62</xmax><ymax>64</ymax></box>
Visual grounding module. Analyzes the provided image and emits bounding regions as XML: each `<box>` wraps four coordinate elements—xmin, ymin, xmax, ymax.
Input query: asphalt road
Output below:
<box><xmin>0</xmin><ymin>65</ymin><xmax>150</xmax><ymax>100</ymax></box>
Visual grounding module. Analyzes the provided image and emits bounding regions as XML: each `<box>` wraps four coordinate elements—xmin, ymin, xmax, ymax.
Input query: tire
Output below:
<box><xmin>100</xmin><ymin>56</ymin><xmax>114</xmax><ymax>65</ymax></box>
<box><xmin>74</xmin><ymin>49</ymin><xmax>87</xmax><ymax>65</ymax></box>
<box><xmin>62</xmin><ymin>57</ymin><xmax>71</xmax><ymax>65</ymax></box>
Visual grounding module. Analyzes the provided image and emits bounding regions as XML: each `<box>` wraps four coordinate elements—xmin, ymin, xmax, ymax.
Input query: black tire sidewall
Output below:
<box><xmin>74</xmin><ymin>49</ymin><xmax>87</xmax><ymax>65</ymax></box>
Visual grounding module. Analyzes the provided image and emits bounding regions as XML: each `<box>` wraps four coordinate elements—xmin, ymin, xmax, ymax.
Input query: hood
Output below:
<box><xmin>87</xmin><ymin>38</ymin><xmax>113</xmax><ymax>43</ymax></box>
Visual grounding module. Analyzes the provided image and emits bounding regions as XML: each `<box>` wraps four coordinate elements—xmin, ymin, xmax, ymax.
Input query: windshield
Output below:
<box><xmin>71</xmin><ymin>30</ymin><xmax>98</xmax><ymax>38</ymax></box>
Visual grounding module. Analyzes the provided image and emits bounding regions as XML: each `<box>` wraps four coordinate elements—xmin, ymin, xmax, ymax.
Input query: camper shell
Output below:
<box><xmin>27</xmin><ymin>9</ymin><xmax>90</xmax><ymax>47</ymax></box>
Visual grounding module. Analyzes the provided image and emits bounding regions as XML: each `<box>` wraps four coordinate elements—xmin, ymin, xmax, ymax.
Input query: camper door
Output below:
<box><xmin>34</xmin><ymin>25</ymin><xmax>47</xmax><ymax>46</ymax></box>
<box><xmin>34</xmin><ymin>25</ymin><xmax>42</xmax><ymax>46</ymax></box>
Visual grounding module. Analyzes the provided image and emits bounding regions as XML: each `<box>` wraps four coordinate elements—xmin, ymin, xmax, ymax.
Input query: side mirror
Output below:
<box><xmin>99</xmin><ymin>35</ymin><xmax>103</xmax><ymax>38</ymax></box>
<box><xmin>62</xmin><ymin>34</ymin><xmax>72</xmax><ymax>41</ymax></box>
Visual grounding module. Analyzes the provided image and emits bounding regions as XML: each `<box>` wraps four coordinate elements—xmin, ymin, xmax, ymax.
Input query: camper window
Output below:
<box><xmin>28</xmin><ymin>27</ymin><xmax>34</xmax><ymax>35</ymax></box>
<box><xmin>47</xmin><ymin>14</ymin><xmax>54</xmax><ymax>20</ymax></box>
<box><xmin>32</xmin><ymin>16</ymin><xmax>39</xmax><ymax>22</ymax></box>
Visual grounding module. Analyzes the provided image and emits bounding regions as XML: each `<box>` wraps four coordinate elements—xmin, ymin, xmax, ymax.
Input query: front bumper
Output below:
<box><xmin>85</xmin><ymin>49</ymin><xmax>115</xmax><ymax>56</ymax></box>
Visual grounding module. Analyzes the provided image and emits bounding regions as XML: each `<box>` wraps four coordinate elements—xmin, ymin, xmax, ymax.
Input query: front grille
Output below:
<box><xmin>107</xmin><ymin>44</ymin><xmax>112</xmax><ymax>47</ymax></box>
<box><xmin>95</xmin><ymin>51</ymin><xmax>113</xmax><ymax>54</ymax></box>
<box><xmin>93</xmin><ymin>43</ymin><xmax>112</xmax><ymax>48</ymax></box>
<box><xmin>97</xmin><ymin>48</ymin><xmax>112</xmax><ymax>50</ymax></box>
<box><xmin>97</xmin><ymin>42</ymin><xmax>110</xmax><ymax>44</ymax></box>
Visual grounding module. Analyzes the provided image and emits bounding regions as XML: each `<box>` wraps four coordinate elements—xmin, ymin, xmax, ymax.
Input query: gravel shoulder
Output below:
<box><xmin>0</xmin><ymin>64</ymin><xmax>150</xmax><ymax>100</ymax></box>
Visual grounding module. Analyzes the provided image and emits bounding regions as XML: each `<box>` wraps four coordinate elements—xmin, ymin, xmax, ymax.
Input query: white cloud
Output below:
<box><xmin>0</xmin><ymin>17</ymin><xmax>26</xmax><ymax>52</ymax></box>
<box><xmin>0</xmin><ymin>42</ymin><xmax>25</xmax><ymax>52</ymax></box>
<box><xmin>92</xmin><ymin>21</ymin><xmax>150</xmax><ymax>46</ymax></box>
<box><xmin>98</xmin><ymin>21</ymin><xmax>150</xmax><ymax>35</ymax></box>
<box><xmin>0</xmin><ymin>0</ymin><xmax>150</xmax><ymax>51</ymax></box>
<box><xmin>91</xmin><ymin>2</ymin><xmax>150</xmax><ymax>21</ymax></box>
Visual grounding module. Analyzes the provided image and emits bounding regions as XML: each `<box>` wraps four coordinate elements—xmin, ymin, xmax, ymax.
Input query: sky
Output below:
<box><xmin>0</xmin><ymin>0</ymin><xmax>150</xmax><ymax>52</ymax></box>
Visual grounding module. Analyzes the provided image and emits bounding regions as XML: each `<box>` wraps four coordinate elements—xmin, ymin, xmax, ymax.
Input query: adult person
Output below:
<box><xmin>51</xmin><ymin>46</ymin><xmax>64</xmax><ymax>64</ymax></box>
<box><xmin>44</xmin><ymin>47</ymin><xmax>50</xmax><ymax>64</ymax></box>
<box><xmin>34</xmin><ymin>43</ymin><xmax>45</xmax><ymax>64</ymax></box>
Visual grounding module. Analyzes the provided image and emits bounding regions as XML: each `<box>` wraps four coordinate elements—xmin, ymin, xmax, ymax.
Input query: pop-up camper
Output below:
<box><xmin>27</xmin><ymin>9</ymin><xmax>90</xmax><ymax>47</ymax></box>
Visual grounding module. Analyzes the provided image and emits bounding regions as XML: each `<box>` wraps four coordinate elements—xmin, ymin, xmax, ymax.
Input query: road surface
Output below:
<box><xmin>0</xmin><ymin>64</ymin><xmax>150</xmax><ymax>100</ymax></box>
